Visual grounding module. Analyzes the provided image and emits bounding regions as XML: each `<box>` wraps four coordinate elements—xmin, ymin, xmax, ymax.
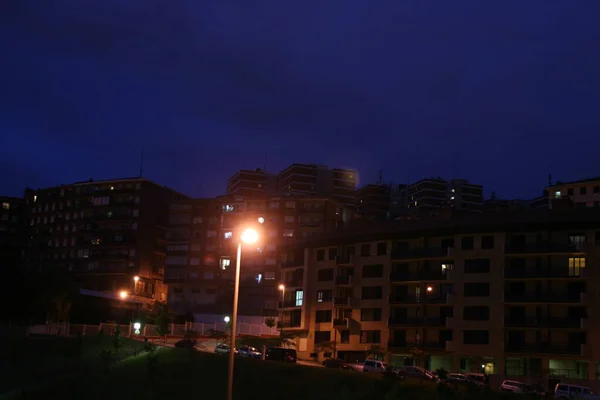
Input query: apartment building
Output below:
<box><xmin>356</xmin><ymin>184</ymin><xmax>391</xmax><ymax>220</ymax></box>
<box><xmin>24</xmin><ymin>178</ymin><xmax>183</xmax><ymax>302</ymax></box>
<box><xmin>277</xmin><ymin>164</ymin><xmax>357</xmax><ymax>207</ymax></box>
<box><xmin>226</xmin><ymin>168</ymin><xmax>277</xmax><ymax>197</ymax></box>
<box><xmin>280</xmin><ymin>209</ymin><xmax>600</xmax><ymax>382</ymax></box>
<box><xmin>548</xmin><ymin>178</ymin><xmax>600</xmax><ymax>209</ymax></box>
<box><xmin>395</xmin><ymin>178</ymin><xmax>483</xmax><ymax>212</ymax></box>
<box><xmin>0</xmin><ymin>196</ymin><xmax>25</xmax><ymax>268</ymax></box>
<box><xmin>165</xmin><ymin>193</ymin><xmax>352</xmax><ymax>316</ymax></box>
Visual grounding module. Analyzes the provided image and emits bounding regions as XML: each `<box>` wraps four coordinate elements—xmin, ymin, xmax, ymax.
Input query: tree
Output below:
<box><xmin>264</xmin><ymin>317</ymin><xmax>276</xmax><ymax>329</ymax></box>
<box><xmin>317</xmin><ymin>340</ymin><xmax>338</xmax><ymax>359</ymax></box>
<box><xmin>113</xmin><ymin>325</ymin><xmax>123</xmax><ymax>356</ymax></box>
<box><xmin>409</xmin><ymin>347</ymin><xmax>428</xmax><ymax>368</ymax></box>
<box><xmin>367</xmin><ymin>344</ymin><xmax>386</xmax><ymax>361</ymax></box>
<box><xmin>146</xmin><ymin>301</ymin><xmax>172</xmax><ymax>342</ymax></box>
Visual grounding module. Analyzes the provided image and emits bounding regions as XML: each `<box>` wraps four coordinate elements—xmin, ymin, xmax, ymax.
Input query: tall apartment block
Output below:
<box><xmin>227</xmin><ymin>168</ymin><xmax>277</xmax><ymax>197</ymax></box>
<box><xmin>24</xmin><ymin>178</ymin><xmax>183</xmax><ymax>302</ymax></box>
<box><xmin>0</xmin><ymin>196</ymin><xmax>26</xmax><ymax>268</ymax></box>
<box><xmin>356</xmin><ymin>184</ymin><xmax>391</xmax><ymax>219</ymax></box>
<box><xmin>398</xmin><ymin>178</ymin><xmax>484</xmax><ymax>212</ymax></box>
<box><xmin>548</xmin><ymin>177</ymin><xmax>600</xmax><ymax>209</ymax></box>
<box><xmin>277</xmin><ymin>164</ymin><xmax>357</xmax><ymax>207</ymax></box>
<box><xmin>279</xmin><ymin>209</ymin><xmax>600</xmax><ymax>384</ymax></box>
<box><xmin>165</xmin><ymin>193</ymin><xmax>352</xmax><ymax>316</ymax></box>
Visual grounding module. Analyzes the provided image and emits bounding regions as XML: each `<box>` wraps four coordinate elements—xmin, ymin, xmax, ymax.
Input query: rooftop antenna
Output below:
<box><xmin>139</xmin><ymin>146</ymin><xmax>145</xmax><ymax>177</ymax></box>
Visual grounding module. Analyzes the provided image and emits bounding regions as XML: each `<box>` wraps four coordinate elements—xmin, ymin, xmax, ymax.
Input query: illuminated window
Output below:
<box><xmin>224</xmin><ymin>231</ymin><xmax>233</xmax><ymax>239</ymax></box>
<box><xmin>33</xmin><ymin>195</ymin><xmax>37</xmax><ymax>202</ymax></box>
<box><xmin>554</xmin><ymin>191</ymin><xmax>561</xmax><ymax>199</ymax></box>
<box><xmin>295</xmin><ymin>290</ymin><xmax>304</xmax><ymax>306</ymax></box>
<box><xmin>569</xmin><ymin>257</ymin><xmax>585</xmax><ymax>276</ymax></box>
<box><xmin>283</xmin><ymin>229</ymin><xmax>294</xmax><ymax>238</ymax></box>
<box><xmin>220</xmin><ymin>258</ymin><xmax>231</xmax><ymax>270</ymax></box>
<box><xmin>91</xmin><ymin>238</ymin><xmax>101</xmax><ymax>245</ymax></box>
<box><xmin>223</xmin><ymin>204</ymin><xmax>234</xmax><ymax>212</ymax></box>
<box><xmin>1</xmin><ymin>202</ymin><xmax>9</xmax><ymax>210</ymax></box>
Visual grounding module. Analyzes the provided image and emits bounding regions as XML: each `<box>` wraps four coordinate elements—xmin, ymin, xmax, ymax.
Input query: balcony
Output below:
<box><xmin>390</xmin><ymin>270</ymin><xmax>447</xmax><ymax>282</ymax></box>
<box><xmin>285</xmin><ymin>279</ymin><xmax>303</xmax><ymax>288</ymax></box>
<box><xmin>333</xmin><ymin>318</ymin><xmax>348</xmax><ymax>328</ymax></box>
<box><xmin>391</xmin><ymin>247</ymin><xmax>449</xmax><ymax>260</ymax></box>
<box><xmin>388</xmin><ymin>317</ymin><xmax>444</xmax><ymax>327</ymax></box>
<box><xmin>389</xmin><ymin>294</ymin><xmax>448</xmax><ymax>304</ymax></box>
<box><xmin>333</xmin><ymin>297</ymin><xmax>355</xmax><ymax>308</ymax></box>
<box><xmin>335</xmin><ymin>275</ymin><xmax>354</xmax><ymax>285</ymax></box>
<box><xmin>504</xmin><ymin>242</ymin><xmax>582</xmax><ymax>255</ymax></box>
<box><xmin>504</xmin><ymin>292</ymin><xmax>584</xmax><ymax>303</ymax></box>
<box><xmin>278</xmin><ymin>300</ymin><xmax>300</xmax><ymax>309</ymax></box>
<box><xmin>280</xmin><ymin>260</ymin><xmax>304</xmax><ymax>268</ymax></box>
<box><xmin>336</xmin><ymin>254</ymin><xmax>354</xmax><ymax>265</ymax></box>
<box><xmin>505</xmin><ymin>268</ymin><xmax>587</xmax><ymax>279</ymax></box>
<box><xmin>505</xmin><ymin>343</ymin><xmax>584</xmax><ymax>355</ymax></box>
<box><xmin>504</xmin><ymin>317</ymin><xmax>585</xmax><ymax>329</ymax></box>
<box><xmin>387</xmin><ymin>340</ymin><xmax>447</xmax><ymax>351</ymax></box>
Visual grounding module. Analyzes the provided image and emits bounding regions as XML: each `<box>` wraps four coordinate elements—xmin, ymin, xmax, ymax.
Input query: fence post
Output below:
<box><xmin>143</xmin><ymin>324</ymin><xmax>147</xmax><ymax>336</ymax></box>
<box><xmin>171</xmin><ymin>323</ymin><xmax>175</xmax><ymax>336</ymax></box>
<box><xmin>128</xmin><ymin>322</ymin><xmax>132</xmax><ymax>338</ymax></box>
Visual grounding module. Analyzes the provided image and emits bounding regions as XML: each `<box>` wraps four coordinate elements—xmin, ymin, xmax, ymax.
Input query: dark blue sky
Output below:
<box><xmin>2</xmin><ymin>1</ymin><xmax>599</xmax><ymax>199</ymax></box>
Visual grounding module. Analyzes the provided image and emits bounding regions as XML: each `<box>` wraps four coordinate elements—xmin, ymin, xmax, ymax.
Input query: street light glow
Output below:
<box><xmin>119</xmin><ymin>290</ymin><xmax>128</xmax><ymax>299</ymax></box>
<box><xmin>241</xmin><ymin>228</ymin><xmax>258</xmax><ymax>244</ymax></box>
<box><xmin>224</xmin><ymin>316</ymin><xmax>230</xmax><ymax>323</ymax></box>
<box><xmin>426</xmin><ymin>286</ymin><xmax>433</xmax><ymax>292</ymax></box>
<box><xmin>278</xmin><ymin>284</ymin><xmax>285</xmax><ymax>291</ymax></box>
<box><xmin>133</xmin><ymin>276</ymin><xmax>139</xmax><ymax>282</ymax></box>
<box><xmin>257</xmin><ymin>217</ymin><xmax>265</xmax><ymax>224</ymax></box>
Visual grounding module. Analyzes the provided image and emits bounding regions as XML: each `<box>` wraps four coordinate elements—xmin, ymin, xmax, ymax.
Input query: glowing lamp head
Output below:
<box><xmin>133</xmin><ymin>276</ymin><xmax>139</xmax><ymax>282</ymax></box>
<box><xmin>257</xmin><ymin>217</ymin><xmax>265</xmax><ymax>224</ymax></box>
<box><xmin>224</xmin><ymin>316</ymin><xmax>230</xmax><ymax>323</ymax></box>
<box><xmin>241</xmin><ymin>228</ymin><xmax>258</xmax><ymax>244</ymax></box>
<box><xmin>133</xmin><ymin>322</ymin><xmax>141</xmax><ymax>330</ymax></box>
<box><xmin>278</xmin><ymin>284</ymin><xmax>285</xmax><ymax>291</ymax></box>
<box><xmin>426</xmin><ymin>286</ymin><xmax>433</xmax><ymax>292</ymax></box>
<box><xmin>119</xmin><ymin>290</ymin><xmax>128</xmax><ymax>299</ymax></box>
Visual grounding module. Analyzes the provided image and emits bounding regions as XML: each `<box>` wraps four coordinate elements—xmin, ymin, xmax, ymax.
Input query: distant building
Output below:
<box><xmin>226</xmin><ymin>168</ymin><xmax>277</xmax><ymax>197</ymax></box>
<box><xmin>24</xmin><ymin>178</ymin><xmax>185</xmax><ymax>302</ymax></box>
<box><xmin>548</xmin><ymin>177</ymin><xmax>600</xmax><ymax>209</ymax></box>
<box><xmin>0</xmin><ymin>196</ymin><xmax>26</xmax><ymax>270</ymax></box>
<box><xmin>277</xmin><ymin>164</ymin><xmax>357</xmax><ymax>207</ymax></box>
<box><xmin>356</xmin><ymin>184</ymin><xmax>391</xmax><ymax>219</ymax></box>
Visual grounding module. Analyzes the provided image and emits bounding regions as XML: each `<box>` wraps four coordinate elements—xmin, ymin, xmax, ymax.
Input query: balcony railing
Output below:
<box><xmin>336</xmin><ymin>254</ymin><xmax>354</xmax><ymax>265</ymax></box>
<box><xmin>333</xmin><ymin>318</ymin><xmax>348</xmax><ymax>328</ymax></box>
<box><xmin>504</xmin><ymin>292</ymin><xmax>584</xmax><ymax>303</ymax></box>
<box><xmin>388</xmin><ymin>317</ymin><xmax>444</xmax><ymax>326</ymax></box>
<box><xmin>504</xmin><ymin>242</ymin><xmax>582</xmax><ymax>255</ymax></box>
<box><xmin>504</xmin><ymin>268</ymin><xmax>586</xmax><ymax>279</ymax></box>
<box><xmin>278</xmin><ymin>300</ymin><xmax>300</xmax><ymax>308</ymax></box>
<box><xmin>285</xmin><ymin>279</ymin><xmax>303</xmax><ymax>287</ymax></box>
<box><xmin>391</xmin><ymin>247</ymin><xmax>450</xmax><ymax>260</ymax></box>
<box><xmin>387</xmin><ymin>340</ymin><xmax>447</xmax><ymax>350</ymax></box>
<box><xmin>335</xmin><ymin>275</ymin><xmax>354</xmax><ymax>285</ymax></box>
<box><xmin>389</xmin><ymin>294</ymin><xmax>447</xmax><ymax>304</ymax></box>
<box><xmin>390</xmin><ymin>271</ymin><xmax>447</xmax><ymax>282</ymax></box>
<box><xmin>333</xmin><ymin>297</ymin><xmax>355</xmax><ymax>307</ymax></box>
<box><xmin>505</xmin><ymin>343</ymin><xmax>582</xmax><ymax>355</ymax></box>
<box><xmin>504</xmin><ymin>317</ymin><xmax>584</xmax><ymax>329</ymax></box>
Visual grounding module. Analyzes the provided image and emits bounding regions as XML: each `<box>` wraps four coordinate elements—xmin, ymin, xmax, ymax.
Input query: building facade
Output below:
<box><xmin>548</xmin><ymin>178</ymin><xmax>600</xmax><ymax>209</ymax></box>
<box><xmin>356</xmin><ymin>184</ymin><xmax>391</xmax><ymax>220</ymax></box>
<box><xmin>24</xmin><ymin>178</ymin><xmax>183</xmax><ymax>302</ymax></box>
<box><xmin>280</xmin><ymin>209</ymin><xmax>600</xmax><ymax>383</ymax></box>
<box><xmin>0</xmin><ymin>196</ymin><xmax>26</xmax><ymax>269</ymax></box>
<box><xmin>226</xmin><ymin>168</ymin><xmax>277</xmax><ymax>197</ymax></box>
<box><xmin>165</xmin><ymin>193</ymin><xmax>352</xmax><ymax>316</ymax></box>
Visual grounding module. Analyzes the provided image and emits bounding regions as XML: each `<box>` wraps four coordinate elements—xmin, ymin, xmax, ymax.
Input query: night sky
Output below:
<box><xmin>2</xmin><ymin>1</ymin><xmax>599</xmax><ymax>199</ymax></box>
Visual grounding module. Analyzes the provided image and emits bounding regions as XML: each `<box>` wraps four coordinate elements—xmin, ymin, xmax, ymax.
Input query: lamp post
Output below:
<box><xmin>132</xmin><ymin>276</ymin><xmax>140</xmax><ymax>323</ymax></box>
<box><xmin>278</xmin><ymin>284</ymin><xmax>285</xmax><ymax>335</ymax></box>
<box><xmin>227</xmin><ymin>227</ymin><xmax>259</xmax><ymax>400</ymax></box>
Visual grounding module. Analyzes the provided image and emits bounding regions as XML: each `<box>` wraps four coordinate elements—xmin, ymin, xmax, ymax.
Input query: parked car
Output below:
<box><xmin>363</xmin><ymin>359</ymin><xmax>388</xmax><ymax>373</ymax></box>
<box><xmin>464</xmin><ymin>372</ymin><xmax>486</xmax><ymax>388</ymax></box>
<box><xmin>499</xmin><ymin>379</ymin><xmax>528</xmax><ymax>393</ymax></box>
<box><xmin>265</xmin><ymin>347</ymin><xmax>297</xmax><ymax>363</ymax></box>
<box><xmin>322</xmin><ymin>358</ymin><xmax>353</xmax><ymax>370</ymax></box>
<box><xmin>174</xmin><ymin>338</ymin><xmax>197</xmax><ymax>349</ymax></box>
<box><xmin>214</xmin><ymin>343</ymin><xmax>237</xmax><ymax>355</ymax></box>
<box><xmin>445</xmin><ymin>373</ymin><xmax>468</xmax><ymax>383</ymax></box>
<box><xmin>398</xmin><ymin>366</ymin><xmax>438</xmax><ymax>381</ymax></box>
<box><xmin>238</xmin><ymin>345</ymin><xmax>262</xmax><ymax>359</ymax></box>
<box><xmin>555</xmin><ymin>383</ymin><xmax>600</xmax><ymax>400</ymax></box>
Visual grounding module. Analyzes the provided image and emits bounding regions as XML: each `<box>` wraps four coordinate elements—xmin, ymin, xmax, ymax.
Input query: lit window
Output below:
<box><xmin>193</xmin><ymin>217</ymin><xmax>203</xmax><ymax>224</ymax></box>
<box><xmin>450</xmin><ymin>196</ymin><xmax>455</xmax><ymax>200</ymax></box>
<box><xmin>224</xmin><ymin>231</ymin><xmax>233</xmax><ymax>239</ymax></box>
<box><xmin>1</xmin><ymin>202</ymin><xmax>9</xmax><ymax>210</ymax></box>
<box><xmin>569</xmin><ymin>257</ymin><xmax>585</xmax><ymax>276</ymax></box>
<box><xmin>283</xmin><ymin>229</ymin><xmax>294</xmax><ymax>238</ymax></box>
<box><xmin>91</xmin><ymin>238</ymin><xmax>101</xmax><ymax>245</ymax></box>
<box><xmin>284</xmin><ymin>216</ymin><xmax>295</xmax><ymax>223</ymax></box>
<box><xmin>256</xmin><ymin>274</ymin><xmax>263</xmax><ymax>283</ymax></box>
<box><xmin>33</xmin><ymin>195</ymin><xmax>37</xmax><ymax>202</ymax></box>
<box><xmin>223</xmin><ymin>205</ymin><xmax>234</xmax><ymax>212</ymax></box>
<box><xmin>295</xmin><ymin>290</ymin><xmax>304</xmax><ymax>306</ymax></box>
<box><xmin>265</xmin><ymin>271</ymin><xmax>276</xmax><ymax>280</ymax></box>
<box><xmin>265</xmin><ymin>258</ymin><xmax>276</xmax><ymax>265</ymax></box>
<box><xmin>442</xmin><ymin>263</ymin><xmax>453</xmax><ymax>272</ymax></box>
<box><xmin>110</xmin><ymin>186</ymin><xmax>115</xmax><ymax>190</ymax></box>
<box><xmin>220</xmin><ymin>258</ymin><xmax>231</xmax><ymax>270</ymax></box>
<box><xmin>554</xmin><ymin>191</ymin><xmax>561</xmax><ymax>199</ymax></box>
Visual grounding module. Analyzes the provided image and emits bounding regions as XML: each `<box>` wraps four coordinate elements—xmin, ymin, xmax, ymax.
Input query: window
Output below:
<box><xmin>568</xmin><ymin>188</ymin><xmax>574</xmax><ymax>196</ymax></box>
<box><xmin>360</xmin><ymin>244</ymin><xmax>370</xmax><ymax>257</ymax></box>
<box><xmin>463</xmin><ymin>283</ymin><xmax>490</xmax><ymax>297</ymax></box>
<box><xmin>220</xmin><ymin>258</ymin><xmax>230</xmax><ymax>270</ymax></box>
<box><xmin>554</xmin><ymin>191</ymin><xmax>561</xmax><ymax>199</ymax></box>
<box><xmin>207</xmin><ymin>231</ymin><xmax>217</xmax><ymax>238</ymax></box>
<box><xmin>480</xmin><ymin>235</ymin><xmax>494</xmax><ymax>249</ymax></box>
<box><xmin>295</xmin><ymin>290</ymin><xmax>304</xmax><ymax>306</ymax></box>
<box><xmin>569</xmin><ymin>257</ymin><xmax>585</xmax><ymax>276</ymax></box>
<box><xmin>360</xmin><ymin>308</ymin><xmax>382</xmax><ymax>321</ymax></box>
<box><xmin>189</xmin><ymin>258</ymin><xmax>200</xmax><ymax>265</ymax></box>
<box><xmin>441</xmin><ymin>238</ymin><xmax>455</xmax><ymax>250</ymax></box>
<box><xmin>283</xmin><ymin>229</ymin><xmax>294</xmax><ymax>237</ymax></box>
<box><xmin>314</xmin><ymin>331</ymin><xmax>331</xmax><ymax>343</ymax></box>
<box><xmin>132</xmin><ymin>209</ymin><xmax>139</xmax><ymax>217</ymax></box>
<box><xmin>594</xmin><ymin>186</ymin><xmax>600</xmax><ymax>194</ymax></box>
<box><xmin>441</xmin><ymin>263</ymin><xmax>453</xmax><ymax>273</ymax></box>
<box><xmin>569</xmin><ymin>234</ymin><xmax>585</xmax><ymax>250</ymax></box>
<box><xmin>340</xmin><ymin>331</ymin><xmax>350</xmax><ymax>344</ymax></box>
<box><xmin>265</xmin><ymin>272</ymin><xmax>276</xmax><ymax>280</ymax></box>
<box><xmin>204</xmin><ymin>271</ymin><xmax>214</xmax><ymax>280</ymax></box>
<box><xmin>463</xmin><ymin>306</ymin><xmax>490</xmax><ymax>321</ymax></box>
<box><xmin>192</xmin><ymin>217</ymin><xmax>203</xmax><ymax>224</ymax></box>
<box><xmin>268</xmin><ymin>201</ymin><xmax>279</xmax><ymax>209</ymax></box>
<box><xmin>463</xmin><ymin>330</ymin><xmax>489</xmax><ymax>345</ymax></box>
<box><xmin>360</xmin><ymin>330</ymin><xmax>381</xmax><ymax>344</ymax></box>
<box><xmin>317</xmin><ymin>290</ymin><xmax>332</xmax><ymax>302</ymax></box>
<box><xmin>284</xmin><ymin>201</ymin><xmax>295</xmax><ymax>209</ymax></box>
<box><xmin>223</xmin><ymin>204</ymin><xmax>234</xmax><ymax>212</ymax></box>
<box><xmin>224</xmin><ymin>231</ymin><xmax>233</xmax><ymax>239</ymax></box>
<box><xmin>315</xmin><ymin>310</ymin><xmax>332</xmax><ymax>323</ymax></box>
<box><xmin>1</xmin><ymin>202</ymin><xmax>9</xmax><ymax>210</ymax></box>
<box><xmin>328</xmin><ymin>248</ymin><xmax>337</xmax><ymax>260</ymax></box>
<box><xmin>361</xmin><ymin>286</ymin><xmax>383</xmax><ymax>300</ymax></box>
<box><xmin>362</xmin><ymin>264</ymin><xmax>383</xmax><ymax>278</ymax></box>
<box><xmin>92</xmin><ymin>197</ymin><xmax>110</xmax><ymax>206</ymax></box>
<box><xmin>376</xmin><ymin>242</ymin><xmax>387</xmax><ymax>256</ymax></box>
<box><xmin>580</xmin><ymin>187</ymin><xmax>587</xmax><ymax>195</ymax></box>
<box><xmin>284</xmin><ymin>216</ymin><xmax>295</xmax><ymax>223</ymax></box>
<box><xmin>464</xmin><ymin>259</ymin><xmax>490</xmax><ymax>274</ymax></box>
<box><xmin>114</xmin><ymin>235</ymin><xmax>123</xmax><ymax>242</ymax></box>
<box><xmin>317</xmin><ymin>269</ymin><xmax>334</xmax><ymax>281</ymax></box>
<box><xmin>316</xmin><ymin>249</ymin><xmax>325</xmax><ymax>261</ymax></box>
<box><xmin>461</xmin><ymin>236</ymin><xmax>474</xmax><ymax>250</ymax></box>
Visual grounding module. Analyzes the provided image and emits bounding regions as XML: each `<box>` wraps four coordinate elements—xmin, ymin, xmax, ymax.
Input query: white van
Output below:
<box><xmin>499</xmin><ymin>380</ymin><xmax>527</xmax><ymax>393</ymax></box>
<box><xmin>555</xmin><ymin>383</ymin><xmax>600</xmax><ymax>400</ymax></box>
<box><xmin>362</xmin><ymin>359</ymin><xmax>387</xmax><ymax>373</ymax></box>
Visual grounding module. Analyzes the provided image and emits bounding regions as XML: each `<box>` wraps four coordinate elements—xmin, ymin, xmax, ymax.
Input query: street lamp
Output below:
<box><xmin>224</xmin><ymin>316</ymin><xmax>230</xmax><ymax>323</ymax></box>
<box><xmin>119</xmin><ymin>290</ymin><xmax>128</xmax><ymax>300</ymax></box>
<box><xmin>278</xmin><ymin>284</ymin><xmax>285</xmax><ymax>334</ymax></box>
<box><xmin>227</xmin><ymin>227</ymin><xmax>259</xmax><ymax>400</ymax></box>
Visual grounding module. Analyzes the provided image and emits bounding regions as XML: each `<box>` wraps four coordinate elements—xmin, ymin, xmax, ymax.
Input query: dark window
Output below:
<box><xmin>360</xmin><ymin>308</ymin><xmax>382</xmax><ymax>321</ymax></box>
<box><xmin>360</xmin><ymin>244</ymin><xmax>371</xmax><ymax>257</ymax></box>
<box><xmin>463</xmin><ymin>306</ymin><xmax>490</xmax><ymax>321</ymax></box>
<box><xmin>362</xmin><ymin>264</ymin><xmax>384</xmax><ymax>278</ymax></box>
<box><xmin>317</xmin><ymin>268</ymin><xmax>334</xmax><ymax>282</ymax></box>
<box><xmin>568</xmin><ymin>188</ymin><xmax>574</xmax><ymax>196</ymax></box>
<box><xmin>340</xmin><ymin>331</ymin><xmax>350</xmax><ymax>344</ymax></box>
<box><xmin>596</xmin><ymin>232</ymin><xmax>600</xmax><ymax>245</ymax></box>
<box><xmin>580</xmin><ymin>187</ymin><xmax>587</xmax><ymax>195</ymax></box>
<box><xmin>461</xmin><ymin>236</ymin><xmax>474</xmax><ymax>250</ymax></box>
<box><xmin>594</xmin><ymin>186</ymin><xmax>600</xmax><ymax>194</ymax></box>
<box><xmin>317</xmin><ymin>290</ymin><xmax>332</xmax><ymax>302</ymax></box>
<box><xmin>344</xmin><ymin>246</ymin><xmax>355</xmax><ymax>256</ymax></box>
<box><xmin>376</xmin><ymin>242</ymin><xmax>387</xmax><ymax>256</ymax></box>
<box><xmin>328</xmin><ymin>248</ymin><xmax>338</xmax><ymax>260</ymax></box>
<box><xmin>480</xmin><ymin>235</ymin><xmax>494</xmax><ymax>249</ymax></box>
<box><xmin>464</xmin><ymin>283</ymin><xmax>490</xmax><ymax>297</ymax></box>
<box><xmin>314</xmin><ymin>331</ymin><xmax>331</xmax><ymax>343</ymax></box>
<box><xmin>316</xmin><ymin>249</ymin><xmax>325</xmax><ymax>261</ymax></box>
<box><xmin>441</xmin><ymin>238</ymin><xmax>455</xmax><ymax>250</ymax></box>
<box><xmin>464</xmin><ymin>259</ymin><xmax>491</xmax><ymax>274</ymax></box>
<box><xmin>463</xmin><ymin>330</ymin><xmax>489</xmax><ymax>345</ymax></box>
<box><xmin>361</xmin><ymin>286</ymin><xmax>383</xmax><ymax>300</ymax></box>
<box><xmin>360</xmin><ymin>330</ymin><xmax>381</xmax><ymax>344</ymax></box>
<box><xmin>315</xmin><ymin>310</ymin><xmax>332</xmax><ymax>323</ymax></box>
